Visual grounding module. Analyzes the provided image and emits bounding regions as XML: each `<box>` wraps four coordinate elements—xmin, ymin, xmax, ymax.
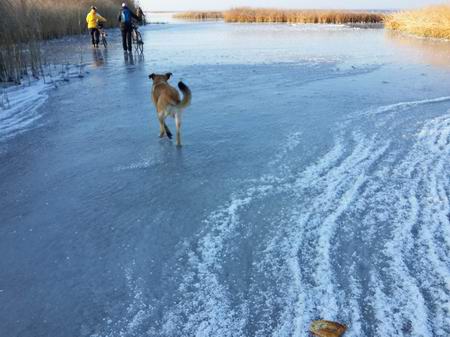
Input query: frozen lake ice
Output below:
<box><xmin>1</xmin><ymin>19</ymin><xmax>450</xmax><ymax>337</ymax></box>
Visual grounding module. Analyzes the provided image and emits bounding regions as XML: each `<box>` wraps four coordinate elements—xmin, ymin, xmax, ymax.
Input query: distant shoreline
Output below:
<box><xmin>167</xmin><ymin>6</ymin><xmax>450</xmax><ymax>41</ymax></box>
<box><xmin>145</xmin><ymin>9</ymin><xmax>397</xmax><ymax>13</ymax></box>
<box><xmin>172</xmin><ymin>8</ymin><xmax>386</xmax><ymax>24</ymax></box>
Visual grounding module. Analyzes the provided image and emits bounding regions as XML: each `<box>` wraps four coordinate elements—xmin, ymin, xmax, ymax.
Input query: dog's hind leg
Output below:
<box><xmin>157</xmin><ymin>100</ymin><xmax>172</xmax><ymax>139</ymax></box>
<box><xmin>164</xmin><ymin>122</ymin><xmax>173</xmax><ymax>139</ymax></box>
<box><xmin>175</xmin><ymin>113</ymin><xmax>182</xmax><ymax>146</ymax></box>
<box><xmin>158</xmin><ymin>117</ymin><xmax>166</xmax><ymax>138</ymax></box>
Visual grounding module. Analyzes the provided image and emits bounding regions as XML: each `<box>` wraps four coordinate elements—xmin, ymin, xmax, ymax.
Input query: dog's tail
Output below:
<box><xmin>164</xmin><ymin>123</ymin><xmax>173</xmax><ymax>139</ymax></box>
<box><xmin>177</xmin><ymin>81</ymin><xmax>191</xmax><ymax>109</ymax></box>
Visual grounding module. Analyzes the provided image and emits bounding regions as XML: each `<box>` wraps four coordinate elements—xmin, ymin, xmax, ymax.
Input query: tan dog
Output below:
<box><xmin>149</xmin><ymin>73</ymin><xmax>191</xmax><ymax>146</ymax></box>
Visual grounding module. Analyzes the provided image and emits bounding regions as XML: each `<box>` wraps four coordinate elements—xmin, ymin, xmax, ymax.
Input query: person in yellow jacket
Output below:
<box><xmin>86</xmin><ymin>6</ymin><xmax>106</xmax><ymax>48</ymax></box>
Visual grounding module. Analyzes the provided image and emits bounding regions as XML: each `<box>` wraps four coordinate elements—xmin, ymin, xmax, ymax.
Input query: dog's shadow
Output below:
<box><xmin>157</xmin><ymin>139</ymin><xmax>186</xmax><ymax>168</ymax></box>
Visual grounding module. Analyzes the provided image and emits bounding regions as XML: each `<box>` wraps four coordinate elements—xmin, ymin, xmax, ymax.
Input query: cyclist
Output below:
<box><xmin>118</xmin><ymin>3</ymin><xmax>140</xmax><ymax>52</ymax></box>
<box><xmin>86</xmin><ymin>6</ymin><xmax>106</xmax><ymax>48</ymax></box>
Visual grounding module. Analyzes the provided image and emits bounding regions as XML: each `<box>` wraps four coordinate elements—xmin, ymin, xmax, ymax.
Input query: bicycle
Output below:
<box><xmin>98</xmin><ymin>23</ymin><xmax>108</xmax><ymax>48</ymax></box>
<box><xmin>131</xmin><ymin>23</ymin><xmax>144</xmax><ymax>54</ymax></box>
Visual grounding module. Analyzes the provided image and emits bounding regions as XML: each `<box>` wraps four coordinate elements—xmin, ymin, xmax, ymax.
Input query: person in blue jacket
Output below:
<box><xmin>118</xmin><ymin>3</ymin><xmax>140</xmax><ymax>52</ymax></box>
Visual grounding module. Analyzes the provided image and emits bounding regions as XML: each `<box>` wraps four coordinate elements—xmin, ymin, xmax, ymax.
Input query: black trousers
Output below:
<box><xmin>90</xmin><ymin>28</ymin><xmax>100</xmax><ymax>45</ymax></box>
<box><xmin>121</xmin><ymin>28</ymin><xmax>132</xmax><ymax>51</ymax></box>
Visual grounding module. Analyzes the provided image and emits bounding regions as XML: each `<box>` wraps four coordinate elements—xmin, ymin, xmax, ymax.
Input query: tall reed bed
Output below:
<box><xmin>173</xmin><ymin>11</ymin><xmax>224</xmax><ymax>20</ymax></box>
<box><xmin>0</xmin><ymin>0</ymin><xmax>132</xmax><ymax>83</ymax></box>
<box><xmin>223</xmin><ymin>8</ymin><xmax>384</xmax><ymax>24</ymax></box>
<box><xmin>385</xmin><ymin>5</ymin><xmax>450</xmax><ymax>39</ymax></box>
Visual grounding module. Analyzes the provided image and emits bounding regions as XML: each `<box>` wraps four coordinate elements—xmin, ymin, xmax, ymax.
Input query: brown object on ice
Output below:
<box><xmin>310</xmin><ymin>320</ymin><xmax>347</xmax><ymax>337</ymax></box>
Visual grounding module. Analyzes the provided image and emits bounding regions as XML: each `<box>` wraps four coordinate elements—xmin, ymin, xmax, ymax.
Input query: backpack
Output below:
<box><xmin>121</xmin><ymin>9</ymin><xmax>131</xmax><ymax>24</ymax></box>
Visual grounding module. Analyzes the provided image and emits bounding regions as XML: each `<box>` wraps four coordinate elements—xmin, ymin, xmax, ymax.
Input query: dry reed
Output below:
<box><xmin>173</xmin><ymin>11</ymin><xmax>224</xmax><ymax>20</ymax></box>
<box><xmin>385</xmin><ymin>5</ymin><xmax>450</xmax><ymax>39</ymax></box>
<box><xmin>0</xmin><ymin>0</ymin><xmax>135</xmax><ymax>83</ymax></box>
<box><xmin>223</xmin><ymin>8</ymin><xmax>384</xmax><ymax>24</ymax></box>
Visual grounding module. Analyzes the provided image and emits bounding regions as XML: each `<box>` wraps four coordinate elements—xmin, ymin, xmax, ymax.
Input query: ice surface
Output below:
<box><xmin>0</xmin><ymin>81</ymin><xmax>50</xmax><ymax>140</ymax></box>
<box><xmin>1</xmin><ymin>21</ymin><xmax>450</xmax><ymax>337</ymax></box>
<box><xmin>0</xmin><ymin>65</ymin><xmax>83</xmax><ymax>141</ymax></box>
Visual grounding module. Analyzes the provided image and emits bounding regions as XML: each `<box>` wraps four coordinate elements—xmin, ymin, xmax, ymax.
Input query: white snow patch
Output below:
<box><xmin>367</xmin><ymin>96</ymin><xmax>450</xmax><ymax>116</ymax></box>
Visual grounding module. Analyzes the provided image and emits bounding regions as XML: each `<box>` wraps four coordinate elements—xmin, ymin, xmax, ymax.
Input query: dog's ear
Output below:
<box><xmin>149</xmin><ymin>73</ymin><xmax>155</xmax><ymax>80</ymax></box>
<box><xmin>166</xmin><ymin>72</ymin><xmax>173</xmax><ymax>80</ymax></box>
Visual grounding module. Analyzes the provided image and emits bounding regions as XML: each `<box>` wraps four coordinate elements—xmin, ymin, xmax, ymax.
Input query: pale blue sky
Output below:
<box><xmin>138</xmin><ymin>0</ymin><xmax>447</xmax><ymax>11</ymax></box>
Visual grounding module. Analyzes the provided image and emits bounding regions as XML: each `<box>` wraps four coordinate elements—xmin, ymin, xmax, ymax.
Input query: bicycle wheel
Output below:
<box><xmin>136</xmin><ymin>41</ymin><xmax>144</xmax><ymax>54</ymax></box>
<box><xmin>102</xmin><ymin>35</ymin><xmax>107</xmax><ymax>48</ymax></box>
<box><xmin>136</xmin><ymin>31</ymin><xmax>144</xmax><ymax>53</ymax></box>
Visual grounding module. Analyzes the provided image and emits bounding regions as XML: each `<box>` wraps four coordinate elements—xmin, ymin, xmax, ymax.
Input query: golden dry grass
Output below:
<box><xmin>173</xmin><ymin>11</ymin><xmax>224</xmax><ymax>20</ymax></box>
<box><xmin>223</xmin><ymin>8</ymin><xmax>384</xmax><ymax>24</ymax></box>
<box><xmin>385</xmin><ymin>5</ymin><xmax>450</xmax><ymax>39</ymax></box>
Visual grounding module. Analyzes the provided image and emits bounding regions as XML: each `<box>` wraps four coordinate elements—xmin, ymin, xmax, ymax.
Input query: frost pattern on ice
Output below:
<box><xmin>156</xmin><ymin>102</ymin><xmax>450</xmax><ymax>336</ymax></box>
<box><xmin>0</xmin><ymin>66</ymin><xmax>83</xmax><ymax>141</ymax></box>
<box><xmin>367</xmin><ymin>96</ymin><xmax>450</xmax><ymax>116</ymax></box>
<box><xmin>0</xmin><ymin>81</ymin><xmax>50</xmax><ymax>140</ymax></box>
<box><xmin>92</xmin><ymin>95</ymin><xmax>450</xmax><ymax>336</ymax></box>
